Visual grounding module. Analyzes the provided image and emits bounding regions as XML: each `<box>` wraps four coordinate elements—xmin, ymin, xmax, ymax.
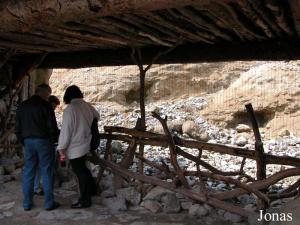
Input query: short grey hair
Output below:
<box><xmin>35</xmin><ymin>84</ymin><xmax>51</xmax><ymax>94</ymax></box>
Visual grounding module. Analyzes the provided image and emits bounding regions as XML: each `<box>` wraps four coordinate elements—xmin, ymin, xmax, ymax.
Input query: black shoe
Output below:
<box><xmin>46</xmin><ymin>202</ymin><xmax>60</xmax><ymax>211</ymax></box>
<box><xmin>71</xmin><ymin>201</ymin><xmax>91</xmax><ymax>209</ymax></box>
<box><xmin>24</xmin><ymin>207</ymin><xmax>32</xmax><ymax>211</ymax></box>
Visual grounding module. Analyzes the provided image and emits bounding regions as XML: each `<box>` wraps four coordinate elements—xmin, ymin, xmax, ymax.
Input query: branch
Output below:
<box><xmin>152</xmin><ymin>111</ymin><xmax>189</xmax><ymax>188</ymax></box>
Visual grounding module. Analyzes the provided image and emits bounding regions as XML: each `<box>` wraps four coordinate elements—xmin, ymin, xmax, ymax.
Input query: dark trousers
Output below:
<box><xmin>70</xmin><ymin>155</ymin><xmax>96</xmax><ymax>204</ymax></box>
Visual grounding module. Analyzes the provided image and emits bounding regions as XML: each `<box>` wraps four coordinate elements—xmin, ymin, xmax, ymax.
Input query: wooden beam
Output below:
<box><xmin>0</xmin><ymin>0</ymin><xmax>211</xmax><ymax>32</ymax></box>
<box><xmin>213</xmin><ymin>167</ymin><xmax>300</xmax><ymax>200</ymax></box>
<box><xmin>32</xmin><ymin>39</ymin><xmax>300</xmax><ymax>68</ymax></box>
<box><xmin>0</xmin><ymin>49</ymin><xmax>16</xmax><ymax>68</ymax></box>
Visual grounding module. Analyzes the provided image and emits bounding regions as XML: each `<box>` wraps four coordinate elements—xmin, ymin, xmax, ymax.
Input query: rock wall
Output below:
<box><xmin>0</xmin><ymin>69</ymin><xmax>52</xmax><ymax>157</ymax></box>
<box><xmin>50</xmin><ymin>61</ymin><xmax>300</xmax><ymax>138</ymax></box>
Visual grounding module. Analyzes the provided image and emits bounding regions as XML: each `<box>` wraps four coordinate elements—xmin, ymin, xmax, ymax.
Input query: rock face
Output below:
<box><xmin>50</xmin><ymin>61</ymin><xmax>300</xmax><ymax>138</ymax></box>
<box><xmin>201</xmin><ymin>61</ymin><xmax>300</xmax><ymax>137</ymax></box>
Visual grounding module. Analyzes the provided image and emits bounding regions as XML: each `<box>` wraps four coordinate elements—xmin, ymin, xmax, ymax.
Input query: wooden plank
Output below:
<box><xmin>0</xmin><ymin>0</ymin><xmax>211</xmax><ymax>32</ymax></box>
<box><xmin>34</xmin><ymin>40</ymin><xmax>300</xmax><ymax>68</ymax></box>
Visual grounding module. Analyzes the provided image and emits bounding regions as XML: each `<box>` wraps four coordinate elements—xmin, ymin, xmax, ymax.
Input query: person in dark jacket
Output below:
<box><xmin>15</xmin><ymin>84</ymin><xmax>60</xmax><ymax>211</ymax></box>
<box><xmin>34</xmin><ymin>95</ymin><xmax>61</xmax><ymax>195</ymax></box>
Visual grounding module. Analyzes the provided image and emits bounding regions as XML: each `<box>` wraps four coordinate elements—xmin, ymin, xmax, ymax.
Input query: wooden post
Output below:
<box><xmin>245</xmin><ymin>103</ymin><xmax>267</xmax><ymax>210</ymax></box>
<box><xmin>245</xmin><ymin>103</ymin><xmax>266</xmax><ymax>180</ymax></box>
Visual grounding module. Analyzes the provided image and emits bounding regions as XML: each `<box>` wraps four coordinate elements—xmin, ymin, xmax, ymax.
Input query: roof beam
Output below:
<box><xmin>0</xmin><ymin>0</ymin><xmax>212</xmax><ymax>32</ymax></box>
<box><xmin>21</xmin><ymin>39</ymin><xmax>300</xmax><ymax>69</ymax></box>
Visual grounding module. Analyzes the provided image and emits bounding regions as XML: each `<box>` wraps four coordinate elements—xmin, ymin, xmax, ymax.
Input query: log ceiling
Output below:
<box><xmin>0</xmin><ymin>0</ymin><xmax>300</xmax><ymax>68</ymax></box>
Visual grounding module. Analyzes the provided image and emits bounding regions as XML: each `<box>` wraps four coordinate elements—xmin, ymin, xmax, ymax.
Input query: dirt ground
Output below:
<box><xmin>0</xmin><ymin>180</ymin><xmax>235</xmax><ymax>225</ymax></box>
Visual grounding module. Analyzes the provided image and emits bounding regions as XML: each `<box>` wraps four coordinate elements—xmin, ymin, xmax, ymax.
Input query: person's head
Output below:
<box><xmin>48</xmin><ymin>95</ymin><xmax>60</xmax><ymax>110</ymax></box>
<box><xmin>35</xmin><ymin>84</ymin><xmax>52</xmax><ymax>101</ymax></box>
<box><xmin>63</xmin><ymin>85</ymin><xmax>83</xmax><ymax>104</ymax></box>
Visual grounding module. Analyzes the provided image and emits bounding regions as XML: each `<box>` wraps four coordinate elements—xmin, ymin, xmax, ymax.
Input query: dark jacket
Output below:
<box><xmin>15</xmin><ymin>95</ymin><xmax>59</xmax><ymax>144</ymax></box>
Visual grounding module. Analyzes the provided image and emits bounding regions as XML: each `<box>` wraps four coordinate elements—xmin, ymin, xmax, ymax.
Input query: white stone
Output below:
<box><xmin>236</xmin><ymin>136</ymin><xmax>248</xmax><ymax>147</ymax></box>
<box><xmin>236</xmin><ymin>124</ymin><xmax>251</xmax><ymax>133</ymax></box>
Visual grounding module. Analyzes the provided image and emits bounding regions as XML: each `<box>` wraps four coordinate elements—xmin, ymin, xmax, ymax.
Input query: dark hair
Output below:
<box><xmin>48</xmin><ymin>95</ymin><xmax>60</xmax><ymax>105</ymax></box>
<box><xmin>63</xmin><ymin>85</ymin><xmax>83</xmax><ymax>104</ymax></box>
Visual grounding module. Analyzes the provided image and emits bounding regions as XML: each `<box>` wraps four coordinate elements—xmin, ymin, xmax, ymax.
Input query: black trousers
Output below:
<box><xmin>70</xmin><ymin>155</ymin><xmax>96</xmax><ymax>204</ymax></box>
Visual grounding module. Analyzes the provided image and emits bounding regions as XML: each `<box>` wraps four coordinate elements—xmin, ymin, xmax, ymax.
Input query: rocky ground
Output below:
<box><xmin>1</xmin><ymin>180</ymin><xmax>236</xmax><ymax>225</ymax></box>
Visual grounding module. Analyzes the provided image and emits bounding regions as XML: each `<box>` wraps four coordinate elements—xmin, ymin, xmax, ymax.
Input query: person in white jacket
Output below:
<box><xmin>57</xmin><ymin>85</ymin><xmax>99</xmax><ymax>208</ymax></box>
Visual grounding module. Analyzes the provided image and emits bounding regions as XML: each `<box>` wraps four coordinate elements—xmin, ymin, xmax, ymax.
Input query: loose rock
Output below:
<box><xmin>189</xmin><ymin>204</ymin><xmax>209</xmax><ymax>218</ymax></box>
<box><xmin>116</xmin><ymin>187</ymin><xmax>141</xmax><ymax>206</ymax></box>
<box><xmin>224</xmin><ymin>212</ymin><xmax>243</xmax><ymax>223</ymax></box>
<box><xmin>236</xmin><ymin>124</ymin><xmax>251</xmax><ymax>133</ymax></box>
<box><xmin>102</xmin><ymin>197</ymin><xmax>127</xmax><ymax>211</ymax></box>
<box><xmin>143</xmin><ymin>199</ymin><xmax>162</xmax><ymax>213</ymax></box>
<box><xmin>161</xmin><ymin>193</ymin><xmax>181</xmax><ymax>213</ymax></box>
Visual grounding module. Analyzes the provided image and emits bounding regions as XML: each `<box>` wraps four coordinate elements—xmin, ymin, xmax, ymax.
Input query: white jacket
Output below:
<box><xmin>57</xmin><ymin>98</ymin><xmax>100</xmax><ymax>159</ymax></box>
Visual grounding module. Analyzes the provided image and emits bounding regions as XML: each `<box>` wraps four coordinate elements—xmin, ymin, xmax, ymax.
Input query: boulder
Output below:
<box><xmin>143</xmin><ymin>200</ymin><xmax>162</xmax><ymax>213</ymax></box>
<box><xmin>161</xmin><ymin>193</ymin><xmax>181</xmax><ymax>213</ymax></box>
<box><xmin>182</xmin><ymin>120</ymin><xmax>209</xmax><ymax>142</ymax></box>
<box><xmin>111</xmin><ymin>141</ymin><xmax>123</xmax><ymax>154</ymax></box>
<box><xmin>235</xmin><ymin>136</ymin><xmax>248</xmax><ymax>147</ymax></box>
<box><xmin>189</xmin><ymin>204</ymin><xmax>209</xmax><ymax>218</ymax></box>
<box><xmin>279</xmin><ymin>129</ymin><xmax>290</xmax><ymax>137</ymax></box>
<box><xmin>116</xmin><ymin>187</ymin><xmax>141</xmax><ymax>206</ymax></box>
<box><xmin>102</xmin><ymin>197</ymin><xmax>127</xmax><ymax>211</ymax></box>
<box><xmin>224</xmin><ymin>212</ymin><xmax>243</xmax><ymax>223</ymax></box>
<box><xmin>100</xmin><ymin>189</ymin><xmax>115</xmax><ymax>198</ymax></box>
<box><xmin>236</xmin><ymin>124</ymin><xmax>251</xmax><ymax>133</ymax></box>
<box><xmin>100</xmin><ymin>174</ymin><xmax>114</xmax><ymax>191</ymax></box>
<box><xmin>143</xmin><ymin>186</ymin><xmax>173</xmax><ymax>201</ymax></box>
<box><xmin>180</xmin><ymin>201</ymin><xmax>192</xmax><ymax>210</ymax></box>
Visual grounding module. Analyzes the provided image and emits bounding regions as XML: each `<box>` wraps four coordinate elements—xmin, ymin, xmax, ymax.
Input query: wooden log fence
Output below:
<box><xmin>89</xmin><ymin>110</ymin><xmax>300</xmax><ymax>219</ymax></box>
